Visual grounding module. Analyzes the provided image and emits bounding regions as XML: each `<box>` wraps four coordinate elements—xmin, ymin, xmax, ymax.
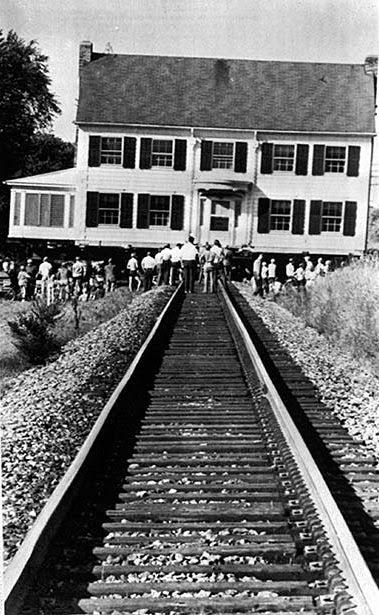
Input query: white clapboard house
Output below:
<box><xmin>6</xmin><ymin>42</ymin><xmax>376</xmax><ymax>256</ymax></box>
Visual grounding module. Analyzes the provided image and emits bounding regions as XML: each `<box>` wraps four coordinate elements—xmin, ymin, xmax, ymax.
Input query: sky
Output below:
<box><xmin>2</xmin><ymin>0</ymin><xmax>378</xmax><ymax>142</ymax></box>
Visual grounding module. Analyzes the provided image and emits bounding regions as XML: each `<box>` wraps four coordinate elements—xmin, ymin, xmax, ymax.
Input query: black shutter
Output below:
<box><xmin>343</xmin><ymin>201</ymin><xmax>357</xmax><ymax>236</ymax></box>
<box><xmin>137</xmin><ymin>194</ymin><xmax>150</xmax><ymax>228</ymax></box>
<box><xmin>200</xmin><ymin>141</ymin><xmax>213</xmax><ymax>171</ymax></box>
<box><xmin>88</xmin><ymin>136</ymin><xmax>101</xmax><ymax>167</ymax></box>
<box><xmin>260</xmin><ymin>143</ymin><xmax>273</xmax><ymax>174</ymax></box>
<box><xmin>123</xmin><ymin>137</ymin><xmax>136</xmax><ymax>168</ymax></box>
<box><xmin>309</xmin><ymin>200</ymin><xmax>322</xmax><ymax>234</ymax></box>
<box><xmin>173</xmin><ymin>140</ymin><xmax>187</xmax><ymax>171</ymax></box>
<box><xmin>257</xmin><ymin>198</ymin><xmax>270</xmax><ymax>233</ymax></box>
<box><xmin>139</xmin><ymin>138</ymin><xmax>152</xmax><ymax>169</ymax></box>
<box><xmin>312</xmin><ymin>145</ymin><xmax>325</xmax><ymax>175</ymax></box>
<box><xmin>86</xmin><ymin>192</ymin><xmax>99</xmax><ymax>227</ymax></box>
<box><xmin>234</xmin><ymin>142</ymin><xmax>248</xmax><ymax>173</ymax></box>
<box><xmin>292</xmin><ymin>200</ymin><xmax>305</xmax><ymax>234</ymax></box>
<box><xmin>295</xmin><ymin>145</ymin><xmax>309</xmax><ymax>175</ymax></box>
<box><xmin>171</xmin><ymin>195</ymin><xmax>185</xmax><ymax>230</ymax></box>
<box><xmin>347</xmin><ymin>146</ymin><xmax>360</xmax><ymax>177</ymax></box>
<box><xmin>120</xmin><ymin>193</ymin><xmax>134</xmax><ymax>228</ymax></box>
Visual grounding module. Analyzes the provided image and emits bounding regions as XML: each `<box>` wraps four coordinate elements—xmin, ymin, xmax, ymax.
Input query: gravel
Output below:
<box><xmin>1</xmin><ymin>287</ymin><xmax>173</xmax><ymax>563</ymax></box>
<box><xmin>235</xmin><ymin>283</ymin><xmax>379</xmax><ymax>465</ymax></box>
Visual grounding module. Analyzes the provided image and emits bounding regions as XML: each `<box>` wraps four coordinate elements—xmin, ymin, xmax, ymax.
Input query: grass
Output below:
<box><xmin>0</xmin><ymin>287</ymin><xmax>137</xmax><ymax>394</ymax></box>
<box><xmin>276</xmin><ymin>257</ymin><xmax>379</xmax><ymax>365</ymax></box>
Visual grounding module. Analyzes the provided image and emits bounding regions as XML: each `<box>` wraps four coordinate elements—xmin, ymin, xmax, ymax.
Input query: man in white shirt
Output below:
<box><xmin>286</xmin><ymin>258</ymin><xmax>295</xmax><ymax>282</ymax></box>
<box><xmin>127</xmin><ymin>253</ymin><xmax>141</xmax><ymax>291</ymax></box>
<box><xmin>155</xmin><ymin>249</ymin><xmax>163</xmax><ymax>286</ymax></box>
<box><xmin>141</xmin><ymin>251</ymin><xmax>156</xmax><ymax>291</ymax></box>
<box><xmin>170</xmin><ymin>243</ymin><xmax>182</xmax><ymax>285</ymax></box>
<box><xmin>180</xmin><ymin>236</ymin><xmax>198</xmax><ymax>293</ymax></box>
<box><xmin>38</xmin><ymin>256</ymin><xmax>53</xmax><ymax>297</ymax></box>
<box><xmin>160</xmin><ymin>244</ymin><xmax>172</xmax><ymax>285</ymax></box>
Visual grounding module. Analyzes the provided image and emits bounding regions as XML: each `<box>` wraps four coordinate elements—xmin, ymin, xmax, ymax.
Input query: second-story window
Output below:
<box><xmin>100</xmin><ymin>138</ymin><xmax>122</xmax><ymax>165</ymax></box>
<box><xmin>273</xmin><ymin>145</ymin><xmax>295</xmax><ymax>171</ymax></box>
<box><xmin>98</xmin><ymin>194</ymin><xmax>120</xmax><ymax>224</ymax></box>
<box><xmin>212</xmin><ymin>142</ymin><xmax>234</xmax><ymax>169</ymax></box>
<box><xmin>321</xmin><ymin>201</ymin><xmax>343</xmax><ymax>231</ymax></box>
<box><xmin>151</xmin><ymin>140</ymin><xmax>173</xmax><ymax>167</ymax></box>
<box><xmin>270</xmin><ymin>200</ymin><xmax>292</xmax><ymax>230</ymax></box>
<box><xmin>324</xmin><ymin>146</ymin><xmax>345</xmax><ymax>173</ymax></box>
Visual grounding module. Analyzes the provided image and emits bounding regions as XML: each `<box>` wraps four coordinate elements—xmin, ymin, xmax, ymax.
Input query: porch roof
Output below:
<box><xmin>6</xmin><ymin>168</ymin><xmax>77</xmax><ymax>189</ymax></box>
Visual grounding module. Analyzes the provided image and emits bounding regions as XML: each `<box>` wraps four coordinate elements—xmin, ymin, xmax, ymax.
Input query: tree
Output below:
<box><xmin>23</xmin><ymin>133</ymin><xmax>75</xmax><ymax>177</ymax></box>
<box><xmin>0</xmin><ymin>30</ymin><xmax>62</xmax><ymax>240</ymax></box>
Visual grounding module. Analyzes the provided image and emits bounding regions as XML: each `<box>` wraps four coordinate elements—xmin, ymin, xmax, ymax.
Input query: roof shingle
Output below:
<box><xmin>76</xmin><ymin>53</ymin><xmax>375</xmax><ymax>133</ymax></box>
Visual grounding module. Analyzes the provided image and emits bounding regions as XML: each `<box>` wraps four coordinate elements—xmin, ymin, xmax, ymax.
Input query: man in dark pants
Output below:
<box><xmin>141</xmin><ymin>251</ymin><xmax>156</xmax><ymax>292</ymax></box>
<box><xmin>180</xmin><ymin>236</ymin><xmax>198</xmax><ymax>293</ymax></box>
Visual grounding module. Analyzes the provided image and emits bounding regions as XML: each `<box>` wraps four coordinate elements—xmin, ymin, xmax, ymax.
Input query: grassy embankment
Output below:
<box><xmin>0</xmin><ymin>288</ymin><xmax>137</xmax><ymax>393</ymax></box>
<box><xmin>277</xmin><ymin>258</ymin><xmax>379</xmax><ymax>367</ymax></box>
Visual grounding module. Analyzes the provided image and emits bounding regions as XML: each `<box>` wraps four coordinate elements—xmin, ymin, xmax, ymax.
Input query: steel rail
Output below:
<box><xmin>3</xmin><ymin>284</ymin><xmax>183</xmax><ymax>614</ymax></box>
<box><xmin>219</xmin><ymin>281</ymin><xmax>379</xmax><ymax>615</ymax></box>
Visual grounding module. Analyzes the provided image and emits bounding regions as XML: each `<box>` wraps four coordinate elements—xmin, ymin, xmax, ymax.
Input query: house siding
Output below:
<box><xmin>8</xmin><ymin>126</ymin><xmax>372</xmax><ymax>255</ymax></box>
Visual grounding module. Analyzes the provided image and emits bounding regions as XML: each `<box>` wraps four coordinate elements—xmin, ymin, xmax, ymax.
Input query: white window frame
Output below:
<box><xmin>98</xmin><ymin>193</ymin><xmax>120</xmax><ymax>226</ymax></box>
<box><xmin>151</xmin><ymin>139</ymin><xmax>173</xmax><ymax>167</ymax></box>
<box><xmin>24</xmin><ymin>193</ymin><xmax>65</xmax><ymax>228</ymax></box>
<box><xmin>100</xmin><ymin>137</ymin><xmax>122</xmax><ymax>165</ymax></box>
<box><xmin>321</xmin><ymin>201</ymin><xmax>343</xmax><ymax>232</ymax></box>
<box><xmin>324</xmin><ymin>146</ymin><xmax>346</xmax><ymax>173</ymax></box>
<box><xmin>212</xmin><ymin>141</ymin><xmax>234</xmax><ymax>169</ymax></box>
<box><xmin>269</xmin><ymin>200</ymin><xmax>292</xmax><ymax>231</ymax></box>
<box><xmin>273</xmin><ymin>144</ymin><xmax>295</xmax><ymax>171</ymax></box>
<box><xmin>149</xmin><ymin>195</ymin><xmax>171</xmax><ymax>227</ymax></box>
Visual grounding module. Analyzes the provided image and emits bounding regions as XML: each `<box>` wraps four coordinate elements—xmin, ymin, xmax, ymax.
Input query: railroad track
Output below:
<box><xmin>4</xmin><ymin>284</ymin><xmax>379</xmax><ymax>615</ymax></box>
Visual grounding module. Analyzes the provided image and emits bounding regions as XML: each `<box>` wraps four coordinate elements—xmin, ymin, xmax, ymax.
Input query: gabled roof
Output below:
<box><xmin>6</xmin><ymin>168</ymin><xmax>77</xmax><ymax>188</ymax></box>
<box><xmin>76</xmin><ymin>53</ymin><xmax>375</xmax><ymax>134</ymax></box>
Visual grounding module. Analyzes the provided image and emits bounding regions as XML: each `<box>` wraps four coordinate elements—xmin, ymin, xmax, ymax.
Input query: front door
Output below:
<box><xmin>199</xmin><ymin>199</ymin><xmax>235</xmax><ymax>246</ymax></box>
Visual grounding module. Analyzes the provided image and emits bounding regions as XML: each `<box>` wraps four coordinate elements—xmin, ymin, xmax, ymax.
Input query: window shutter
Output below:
<box><xmin>173</xmin><ymin>140</ymin><xmax>187</xmax><ymax>171</ymax></box>
<box><xmin>343</xmin><ymin>201</ymin><xmax>357</xmax><ymax>236</ymax></box>
<box><xmin>123</xmin><ymin>137</ymin><xmax>136</xmax><ymax>168</ymax></box>
<box><xmin>86</xmin><ymin>192</ymin><xmax>99</xmax><ymax>227</ymax></box>
<box><xmin>312</xmin><ymin>145</ymin><xmax>325</xmax><ymax>175</ymax></box>
<box><xmin>234</xmin><ymin>142</ymin><xmax>248</xmax><ymax>173</ymax></box>
<box><xmin>139</xmin><ymin>138</ymin><xmax>152</xmax><ymax>169</ymax></box>
<box><xmin>171</xmin><ymin>195</ymin><xmax>185</xmax><ymax>230</ymax></box>
<box><xmin>88</xmin><ymin>136</ymin><xmax>101</xmax><ymax>167</ymax></box>
<box><xmin>120</xmin><ymin>193</ymin><xmax>134</xmax><ymax>228</ymax></box>
<box><xmin>309</xmin><ymin>200</ymin><xmax>322</xmax><ymax>234</ymax></box>
<box><xmin>292</xmin><ymin>200</ymin><xmax>305</xmax><ymax>234</ymax></box>
<box><xmin>200</xmin><ymin>141</ymin><xmax>213</xmax><ymax>171</ymax></box>
<box><xmin>14</xmin><ymin>193</ymin><xmax>21</xmax><ymax>225</ymax></box>
<box><xmin>295</xmin><ymin>145</ymin><xmax>309</xmax><ymax>175</ymax></box>
<box><xmin>260</xmin><ymin>143</ymin><xmax>273</xmax><ymax>174</ymax></box>
<box><xmin>137</xmin><ymin>194</ymin><xmax>150</xmax><ymax>228</ymax></box>
<box><xmin>257</xmin><ymin>198</ymin><xmax>270</xmax><ymax>233</ymax></box>
<box><xmin>347</xmin><ymin>146</ymin><xmax>360</xmax><ymax>177</ymax></box>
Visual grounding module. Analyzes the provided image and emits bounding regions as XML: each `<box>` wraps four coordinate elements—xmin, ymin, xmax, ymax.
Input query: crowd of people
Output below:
<box><xmin>0</xmin><ymin>238</ymin><xmax>234</xmax><ymax>302</ymax></box>
<box><xmin>0</xmin><ymin>242</ymin><xmax>335</xmax><ymax>303</ymax></box>
<box><xmin>0</xmin><ymin>256</ymin><xmax>118</xmax><ymax>303</ymax></box>
<box><xmin>251</xmin><ymin>253</ymin><xmax>332</xmax><ymax>297</ymax></box>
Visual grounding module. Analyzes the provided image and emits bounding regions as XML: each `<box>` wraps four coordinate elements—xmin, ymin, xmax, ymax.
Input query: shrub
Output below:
<box><xmin>277</xmin><ymin>257</ymin><xmax>379</xmax><ymax>361</ymax></box>
<box><xmin>7</xmin><ymin>299</ymin><xmax>62</xmax><ymax>364</ymax></box>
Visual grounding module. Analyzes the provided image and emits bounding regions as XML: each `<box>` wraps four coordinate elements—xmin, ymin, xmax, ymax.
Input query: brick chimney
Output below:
<box><xmin>79</xmin><ymin>41</ymin><xmax>93</xmax><ymax>74</ymax></box>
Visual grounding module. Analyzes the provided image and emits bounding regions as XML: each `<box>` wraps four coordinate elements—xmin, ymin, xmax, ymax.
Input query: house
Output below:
<box><xmin>6</xmin><ymin>42</ymin><xmax>376</xmax><ymax>258</ymax></box>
